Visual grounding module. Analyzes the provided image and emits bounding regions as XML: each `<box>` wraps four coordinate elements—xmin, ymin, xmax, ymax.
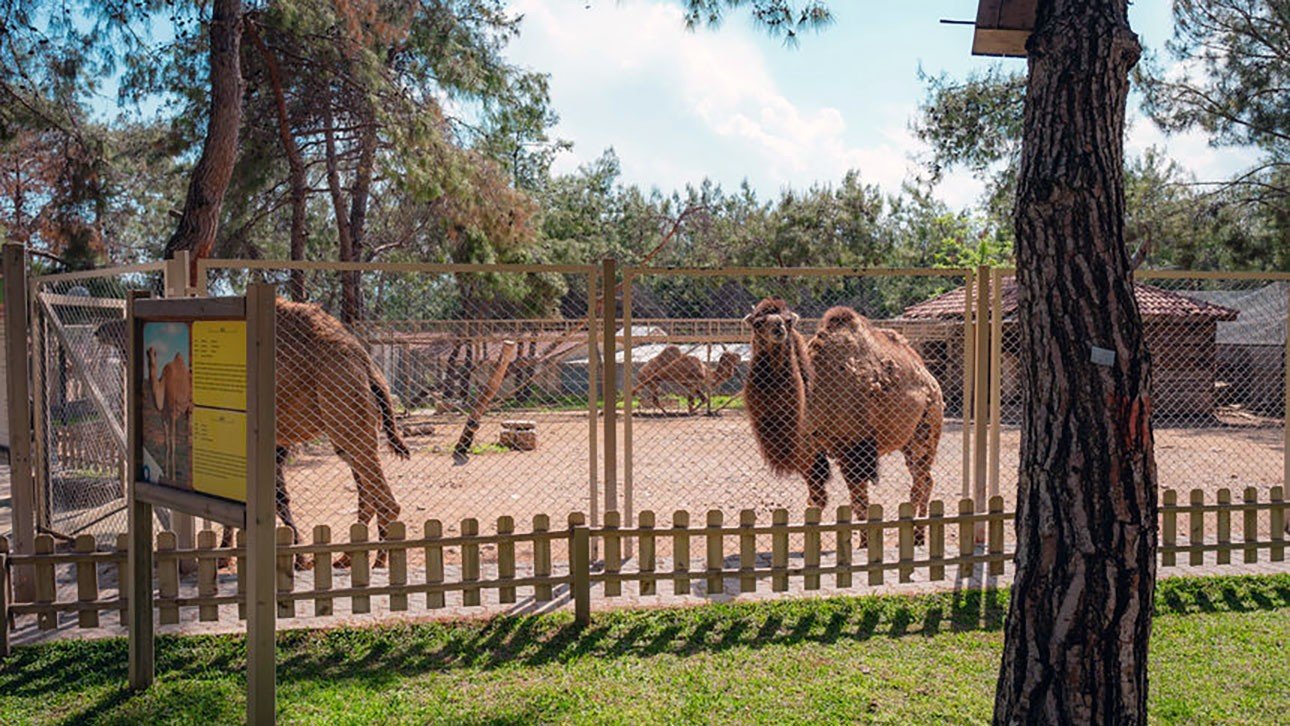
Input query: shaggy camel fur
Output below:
<box><xmin>146</xmin><ymin>347</ymin><xmax>192</xmax><ymax>483</ymax></box>
<box><xmin>223</xmin><ymin>299</ymin><xmax>411</xmax><ymax>568</ymax></box>
<box><xmin>743</xmin><ymin>299</ymin><xmax>943</xmax><ymax>541</ymax></box>
<box><xmin>806</xmin><ymin>306</ymin><xmax>944</xmax><ymax>532</ymax></box>
<box><xmin>636</xmin><ymin>346</ymin><xmax>741</xmax><ymax>414</ymax></box>
<box><xmin>97</xmin><ymin>300</ymin><xmax>409</xmax><ymax>569</ymax></box>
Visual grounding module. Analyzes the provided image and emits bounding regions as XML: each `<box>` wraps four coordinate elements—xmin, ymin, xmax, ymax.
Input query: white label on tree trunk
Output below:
<box><xmin>1090</xmin><ymin>346</ymin><xmax>1116</xmax><ymax>367</ymax></box>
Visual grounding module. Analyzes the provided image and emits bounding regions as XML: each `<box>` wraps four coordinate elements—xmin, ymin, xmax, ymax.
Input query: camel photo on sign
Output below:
<box><xmin>140</xmin><ymin>321</ymin><xmax>194</xmax><ymax>490</ymax></box>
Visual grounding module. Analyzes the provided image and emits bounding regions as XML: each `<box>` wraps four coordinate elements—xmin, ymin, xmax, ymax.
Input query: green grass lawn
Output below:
<box><xmin>2</xmin><ymin>574</ymin><xmax>1287</xmax><ymax>725</ymax></box>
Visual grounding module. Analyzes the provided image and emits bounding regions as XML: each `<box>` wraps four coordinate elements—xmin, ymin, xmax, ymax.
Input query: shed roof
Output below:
<box><xmin>901</xmin><ymin>276</ymin><xmax>1240</xmax><ymax>322</ymax></box>
<box><xmin>1186</xmin><ymin>282</ymin><xmax>1288</xmax><ymax>346</ymax></box>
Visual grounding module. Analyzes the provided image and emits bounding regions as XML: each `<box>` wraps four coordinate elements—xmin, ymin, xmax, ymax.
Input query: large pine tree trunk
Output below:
<box><xmin>993</xmin><ymin>1</ymin><xmax>1157</xmax><ymax>724</ymax></box>
<box><xmin>162</xmin><ymin>0</ymin><xmax>244</xmax><ymax>285</ymax></box>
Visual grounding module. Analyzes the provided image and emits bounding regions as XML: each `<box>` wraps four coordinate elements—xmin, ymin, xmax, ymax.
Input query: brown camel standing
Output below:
<box><xmin>636</xmin><ymin>345</ymin><xmax>741</xmax><ymax>415</ymax></box>
<box><xmin>224</xmin><ymin>298</ymin><xmax>411</xmax><ymax>568</ymax></box>
<box><xmin>146</xmin><ymin>347</ymin><xmax>193</xmax><ymax>483</ymax></box>
<box><xmin>743</xmin><ymin>299</ymin><xmax>943</xmax><ymax>542</ymax></box>
<box><xmin>97</xmin><ymin>299</ymin><xmax>409</xmax><ymax>569</ymax></box>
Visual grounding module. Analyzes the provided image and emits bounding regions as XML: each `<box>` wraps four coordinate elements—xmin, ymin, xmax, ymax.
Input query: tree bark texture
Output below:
<box><xmin>245</xmin><ymin>20</ymin><xmax>308</xmax><ymax>302</ymax></box>
<box><xmin>162</xmin><ymin>0</ymin><xmax>244</xmax><ymax>286</ymax></box>
<box><xmin>994</xmin><ymin>1</ymin><xmax>1157</xmax><ymax>724</ymax></box>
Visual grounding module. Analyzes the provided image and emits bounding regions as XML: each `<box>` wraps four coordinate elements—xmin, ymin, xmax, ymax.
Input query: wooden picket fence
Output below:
<box><xmin>0</xmin><ymin>487</ymin><xmax>1285</xmax><ymax>654</ymax></box>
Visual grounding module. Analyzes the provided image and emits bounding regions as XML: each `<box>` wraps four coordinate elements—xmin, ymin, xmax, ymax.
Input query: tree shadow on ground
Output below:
<box><xmin>2</xmin><ymin>573</ymin><xmax>1287</xmax><ymax>717</ymax></box>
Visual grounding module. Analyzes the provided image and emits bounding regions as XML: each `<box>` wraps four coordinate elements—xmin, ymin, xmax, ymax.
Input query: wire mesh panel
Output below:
<box><xmin>30</xmin><ymin>266</ymin><xmax>165</xmax><ymax>542</ymax></box>
<box><xmin>620</xmin><ymin>267</ymin><xmax>973</xmax><ymax>540</ymax></box>
<box><xmin>989</xmin><ymin>272</ymin><xmax>1288</xmax><ymax>542</ymax></box>
<box><xmin>199</xmin><ymin>262</ymin><xmax>599</xmax><ymax>553</ymax></box>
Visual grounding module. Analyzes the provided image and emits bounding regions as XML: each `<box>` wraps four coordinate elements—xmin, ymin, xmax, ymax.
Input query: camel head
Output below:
<box><xmin>714</xmin><ymin>351</ymin><xmax>741</xmax><ymax>382</ymax></box>
<box><xmin>744</xmin><ymin>298</ymin><xmax>799</xmax><ymax>348</ymax></box>
<box><xmin>146</xmin><ymin>346</ymin><xmax>158</xmax><ymax>374</ymax></box>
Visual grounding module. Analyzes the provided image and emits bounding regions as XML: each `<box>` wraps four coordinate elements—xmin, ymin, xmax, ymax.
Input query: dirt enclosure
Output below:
<box><xmin>280</xmin><ymin>408</ymin><xmax>1284</xmax><ymax>549</ymax></box>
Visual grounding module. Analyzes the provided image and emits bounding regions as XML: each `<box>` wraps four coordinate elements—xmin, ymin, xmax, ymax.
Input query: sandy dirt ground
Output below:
<box><xmin>277</xmin><ymin>408</ymin><xmax>1285</xmax><ymax>551</ymax></box>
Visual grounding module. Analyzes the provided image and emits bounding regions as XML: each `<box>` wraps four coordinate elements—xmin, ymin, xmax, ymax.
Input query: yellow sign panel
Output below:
<box><xmin>192</xmin><ymin>407</ymin><xmax>247</xmax><ymax>503</ymax></box>
<box><xmin>192</xmin><ymin>320</ymin><xmax>247</xmax><ymax>411</ymax></box>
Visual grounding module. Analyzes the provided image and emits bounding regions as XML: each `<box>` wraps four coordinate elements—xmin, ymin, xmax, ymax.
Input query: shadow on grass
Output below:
<box><xmin>2</xmin><ymin>573</ymin><xmax>1287</xmax><ymax>710</ymax></box>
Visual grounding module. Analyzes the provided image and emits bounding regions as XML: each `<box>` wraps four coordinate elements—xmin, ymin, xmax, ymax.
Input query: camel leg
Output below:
<box><xmin>805</xmin><ymin>450</ymin><xmax>830</xmax><ymax>511</ymax></box>
<box><xmin>839</xmin><ymin>440</ymin><xmax>878</xmax><ymax>548</ymax></box>
<box><xmin>331</xmin><ymin>439</ymin><xmax>401</xmax><ymax>570</ymax></box>
<box><xmin>274</xmin><ymin>446</ymin><xmax>310</xmax><ymax>570</ymax></box>
<box><xmin>903</xmin><ymin>406</ymin><xmax>943</xmax><ymax>547</ymax></box>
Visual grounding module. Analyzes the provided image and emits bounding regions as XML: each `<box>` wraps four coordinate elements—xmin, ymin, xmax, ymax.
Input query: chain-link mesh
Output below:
<box><xmin>31</xmin><ymin>269</ymin><xmax>163</xmax><ymax>543</ymax></box>
<box><xmin>986</xmin><ymin>273</ymin><xmax>1286</xmax><ymax>542</ymax></box>
<box><xmin>620</xmin><ymin>269</ymin><xmax>971</xmax><ymax>552</ymax></box>
<box><xmin>202</xmin><ymin>264</ymin><xmax>598</xmax><ymax>561</ymax></box>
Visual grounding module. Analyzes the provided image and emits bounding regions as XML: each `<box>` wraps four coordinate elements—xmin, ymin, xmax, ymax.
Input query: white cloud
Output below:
<box><xmin>509</xmin><ymin>0</ymin><xmax>927</xmax><ymax>195</ymax></box>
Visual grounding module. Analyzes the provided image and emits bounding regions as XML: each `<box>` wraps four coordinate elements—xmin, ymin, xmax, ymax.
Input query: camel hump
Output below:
<box><xmin>820</xmin><ymin>306</ymin><xmax>866</xmax><ymax>333</ymax></box>
<box><xmin>879</xmin><ymin>328</ymin><xmax>910</xmax><ymax>347</ymax></box>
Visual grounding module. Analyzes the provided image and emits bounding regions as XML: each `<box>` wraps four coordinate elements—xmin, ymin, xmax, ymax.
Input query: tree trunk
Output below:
<box><xmin>322</xmin><ymin>97</ymin><xmax>358</xmax><ymax>324</ymax></box>
<box><xmin>343</xmin><ymin>110</ymin><xmax>377</xmax><ymax>322</ymax></box>
<box><xmin>993</xmin><ymin>2</ymin><xmax>1156</xmax><ymax>724</ymax></box>
<box><xmin>245</xmin><ymin>20</ymin><xmax>308</xmax><ymax>302</ymax></box>
<box><xmin>162</xmin><ymin>0</ymin><xmax>244</xmax><ymax>286</ymax></box>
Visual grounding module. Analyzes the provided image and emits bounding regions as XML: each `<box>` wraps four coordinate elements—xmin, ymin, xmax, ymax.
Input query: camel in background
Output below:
<box><xmin>146</xmin><ymin>347</ymin><xmax>192</xmax><ymax>483</ymax></box>
<box><xmin>743</xmin><ymin>298</ymin><xmax>944</xmax><ymax>543</ymax></box>
<box><xmin>635</xmin><ymin>345</ymin><xmax>741</xmax><ymax>415</ymax></box>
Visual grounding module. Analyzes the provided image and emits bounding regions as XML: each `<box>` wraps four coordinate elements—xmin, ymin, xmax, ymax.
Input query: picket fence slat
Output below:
<box><xmin>197</xmin><ymin>529</ymin><xmax>218</xmax><ymax>622</ymax></box>
<box><xmin>75</xmin><ymin>535</ymin><xmax>98</xmax><ymax>628</ymax></box>
<box><xmin>7</xmin><ymin>488</ymin><xmax>1289</xmax><ymax>633</ymax></box>
<box><xmin>351</xmin><ymin>523</ymin><xmax>370</xmax><ymax>614</ymax></box>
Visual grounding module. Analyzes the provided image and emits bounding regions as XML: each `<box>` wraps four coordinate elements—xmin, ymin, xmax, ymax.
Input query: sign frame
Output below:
<box><xmin>126</xmin><ymin>283</ymin><xmax>278</xmax><ymax>725</ymax></box>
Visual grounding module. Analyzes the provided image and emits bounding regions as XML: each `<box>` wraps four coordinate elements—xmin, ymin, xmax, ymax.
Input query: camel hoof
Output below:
<box><xmin>215</xmin><ymin>557</ymin><xmax>232</xmax><ymax>569</ymax></box>
<box><xmin>333</xmin><ymin>553</ymin><xmax>352</xmax><ymax>569</ymax></box>
<box><xmin>294</xmin><ymin>555</ymin><xmax>313</xmax><ymax>571</ymax></box>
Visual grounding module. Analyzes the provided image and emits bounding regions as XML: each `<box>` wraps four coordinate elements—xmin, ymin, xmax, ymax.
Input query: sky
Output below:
<box><xmin>505</xmin><ymin>0</ymin><xmax>1261</xmax><ymax>209</ymax></box>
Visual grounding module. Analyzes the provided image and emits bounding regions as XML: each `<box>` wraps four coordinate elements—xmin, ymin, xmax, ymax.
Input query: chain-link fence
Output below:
<box><xmin>29</xmin><ymin>265</ymin><xmax>165</xmax><ymax>543</ymax></box>
<box><xmin>618</xmin><ymin>267</ymin><xmax>973</xmax><ymax>547</ymax></box>
<box><xmin>198</xmin><ymin>261</ymin><xmax>600</xmax><ymax>561</ymax></box>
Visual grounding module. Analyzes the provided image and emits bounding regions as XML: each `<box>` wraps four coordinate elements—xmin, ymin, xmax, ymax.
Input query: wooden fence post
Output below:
<box><xmin>351</xmin><ymin>523</ymin><xmax>371</xmax><ymax>614</ymax></box>
<box><xmin>601</xmin><ymin>259</ymin><xmax>618</xmax><ymax>520</ymax></box>
<box><xmin>958</xmin><ymin>498</ymin><xmax>974</xmax><ymax>579</ymax></box>
<box><xmin>673</xmin><ymin>511</ymin><xmax>691</xmax><ymax>596</ymax></box>
<box><xmin>898</xmin><ymin>503</ymin><xmax>914</xmax><ymax>583</ymax></box>
<box><xmin>461</xmin><ymin>518</ymin><xmax>480</xmax><ymax>607</ymax></box>
<box><xmin>603</xmin><ymin>511</ymin><xmax>621</xmax><ymax>598</ymax></box>
<box><xmin>531</xmin><ymin>515</ymin><xmax>550</xmax><ymax>602</ymax></box>
<box><xmin>988</xmin><ymin>495</ymin><xmax>1004</xmax><ymax>576</ymax></box>
<box><xmin>1244</xmin><ymin>487</ymin><xmax>1258</xmax><ymax>564</ymax></box>
<box><xmin>75</xmin><ymin>534</ymin><xmax>99</xmax><ymax>628</ymax></box>
<box><xmin>424</xmin><ymin>520</ymin><xmax>444</xmax><ymax>610</ymax></box>
<box><xmin>1271</xmin><ymin>486</ymin><xmax>1285</xmax><ymax>563</ymax></box>
<box><xmin>313</xmin><ymin>525</ymin><xmax>332</xmax><ymax>616</ymax></box>
<box><xmin>928</xmin><ymin>500</ymin><xmax>945</xmax><ymax>582</ymax></box>
<box><xmin>1189</xmin><ymin>489</ymin><xmax>1205</xmax><ymax>566</ymax></box>
<box><xmin>706</xmin><ymin>510</ymin><xmax>725</xmax><ymax>596</ymax></box>
<box><xmin>1162</xmin><ymin>490</ymin><xmax>1177</xmax><ymax>568</ymax></box>
<box><xmin>197</xmin><ymin>529</ymin><xmax>218</xmax><ymax>622</ymax></box>
<box><xmin>867</xmin><ymin>504</ymin><xmax>884</xmax><ymax>587</ymax></box>
<box><xmin>3</xmin><ymin>244</ymin><xmax>36</xmax><ymax>602</ymax></box>
<box><xmin>570</xmin><ymin>515</ymin><xmax>591</xmax><ymax>626</ymax></box>
<box><xmin>771</xmin><ymin>509</ymin><xmax>788</xmax><ymax>592</ymax></box>
<box><xmin>276</xmin><ymin>526</ymin><xmax>294</xmax><ymax>619</ymax></box>
<box><xmin>157</xmin><ymin>532</ymin><xmax>178</xmax><ymax>625</ymax></box>
<box><xmin>0</xmin><ymin>551</ymin><xmax>8</xmax><ymax>657</ymax></box>
<box><xmin>34</xmin><ymin>533</ymin><xmax>54</xmax><ymax>630</ymax></box>
<box><xmin>803</xmin><ymin>508</ymin><xmax>821</xmax><ymax>591</ymax></box>
<box><xmin>1217</xmin><ymin>489</ymin><xmax>1231</xmax><ymax>566</ymax></box>
<box><xmin>493</xmin><ymin>518</ymin><xmax>512</xmax><ymax>606</ymax></box>
<box><xmin>835</xmin><ymin>506</ymin><xmax>852</xmax><ymax>590</ymax></box>
<box><xmin>639</xmin><ymin>511</ymin><xmax>657</xmax><ymax>596</ymax></box>
<box><xmin>740</xmin><ymin>509</ymin><xmax>757</xmax><ymax>593</ymax></box>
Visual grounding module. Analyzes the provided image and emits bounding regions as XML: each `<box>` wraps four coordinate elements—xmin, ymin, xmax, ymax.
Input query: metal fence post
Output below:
<box><xmin>973</xmin><ymin>266</ymin><xmax>990</xmax><ymax>542</ymax></box>
<box><xmin>3</xmin><ymin>244</ymin><xmax>36</xmax><ymax>602</ymax></box>
<box><xmin>163</xmin><ymin>252</ymin><xmax>195</xmax><ymax>573</ymax></box>
<box><xmin>601</xmin><ymin>259</ymin><xmax>618</xmax><ymax>519</ymax></box>
<box><xmin>587</xmin><ymin>268</ymin><xmax>599</xmax><ymax>529</ymax></box>
<box><xmin>961</xmin><ymin>267</ymin><xmax>975</xmax><ymax>500</ymax></box>
<box><xmin>988</xmin><ymin>267</ymin><xmax>1003</xmax><ymax>499</ymax></box>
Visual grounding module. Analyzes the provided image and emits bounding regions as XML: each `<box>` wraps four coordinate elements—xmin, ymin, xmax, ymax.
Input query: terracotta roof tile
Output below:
<box><xmin>901</xmin><ymin>276</ymin><xmax>1239</xmax><ymax>321</ymax></box>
